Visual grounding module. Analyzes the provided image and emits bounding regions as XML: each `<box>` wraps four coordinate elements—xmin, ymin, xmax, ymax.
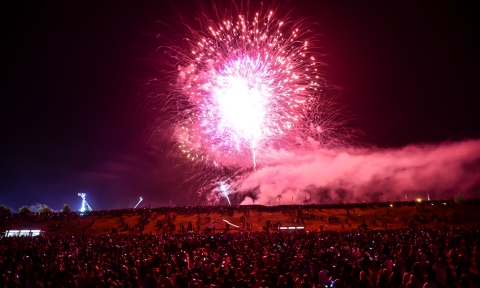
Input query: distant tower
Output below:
<box><xmin>78</xmin><ymin>193</ymin><xmax>93</xmax><ymax>212</ymax></box>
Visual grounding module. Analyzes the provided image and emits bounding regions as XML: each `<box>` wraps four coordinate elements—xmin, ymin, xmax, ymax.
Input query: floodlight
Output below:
<box><xmin>78</xmin><ymin>193</ymin><xmax>93</xmax><ymax>212</ymax></box>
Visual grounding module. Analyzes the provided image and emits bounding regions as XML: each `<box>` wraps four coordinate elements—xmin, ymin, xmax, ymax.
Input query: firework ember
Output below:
<box><xmin>169</xmin><ymin>4</ymin><xmax>330</xmax><ymax>168</ymax></box>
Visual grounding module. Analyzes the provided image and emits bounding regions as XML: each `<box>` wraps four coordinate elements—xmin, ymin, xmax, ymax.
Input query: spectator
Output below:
<box><xmin>277</xmin><ymin>275</ymin><xmax>288</xmax><ymax>288</ymax></box>
<box><xmin>159</xmin><ymin>272</ymin><xmax>174</xmax><ymax>288</ymax></box>
<box><xmin>406</xmin><ymin>274</ymin><xmax>422</xmax><ymax>288</ymax></box>
<box><xmin>144</xmin><ymin>270</ymin><xmax>157</xmax><ymax>288</ymax></box>
<box><xmin>300</xmin><ymin>275</ymin><xmax>313</xmax><ymax>288</ymax></box>
<box><xmin>423</xmin><ymin>274</ymin><xmax>438</xmax><ymax>288</ymax></box>
<box><xmin>357</xmin><ymin>271</ymin><xmax>372</xmax><ymax>288</ymax></box>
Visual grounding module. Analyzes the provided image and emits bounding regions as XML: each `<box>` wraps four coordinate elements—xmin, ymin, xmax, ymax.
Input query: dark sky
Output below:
<box><xmin>1</xmin><ymin>1</ymin><xmax>479</xmax><ymax>210</ymax></box>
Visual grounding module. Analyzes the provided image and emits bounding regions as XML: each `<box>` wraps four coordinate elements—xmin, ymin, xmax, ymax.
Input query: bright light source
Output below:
<box><xmin>5</xmin><ymin>230</ymin><xmax>42</xmax><ymax>237</ymax></box>
<box><xmin>416</xmin><ymin>198</ymin><xmax>422</xmax><ymax>202</ymax></box>
<box><xmin>220</xmin><ymin>182</ymin><xmax>232</xmax><ymax>206</ymax></box>
<box><xmin>78</xmin><ymin>193</ymin><xmax>93</xmax><ymax>212</ymax></box>
<box><xmin>279</xmin><ymin>226</ymin><xmax>304</xmax><ymax>230</ymax></box>
<box><xmin>134</xmin><ymin>197</ymin><xmax>143</xmax><ymax>209</ymax></box>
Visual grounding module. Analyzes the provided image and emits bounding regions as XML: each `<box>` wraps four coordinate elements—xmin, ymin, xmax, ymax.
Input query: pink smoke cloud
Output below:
<box><xmin>239</xmin><ymin>139</ymin><xmax>480</xmax><ymax>205</ymax></box>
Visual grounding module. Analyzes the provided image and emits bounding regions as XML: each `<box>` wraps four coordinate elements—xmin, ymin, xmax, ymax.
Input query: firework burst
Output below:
<box><xmin>167</xmin><ymin>2</ymin><xmax>337</xmax><ymax>166</ymax></box>
<box><xmin>148</xmin><ymin>2</ymin><xmax>353</xmax><ymax>203</ymax></box>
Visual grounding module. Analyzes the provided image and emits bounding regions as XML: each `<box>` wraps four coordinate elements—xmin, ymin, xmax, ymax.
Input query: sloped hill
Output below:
<box><xmin>4</xmin><ymin>201</ymin><xmax>479</xmax><ymax>234</ymax></box>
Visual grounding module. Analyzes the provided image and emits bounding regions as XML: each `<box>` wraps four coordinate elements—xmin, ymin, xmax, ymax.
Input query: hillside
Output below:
<box><xmin>3</xmin><ymin>200</ymin><xmax>480</xmax><ymax>235</ymax></box>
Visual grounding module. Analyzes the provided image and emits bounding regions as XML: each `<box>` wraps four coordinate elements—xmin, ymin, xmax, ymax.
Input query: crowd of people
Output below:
<box><xmin>1</xmin><ymin>199</ymin><xmax>479</xmax><ymax>288</ymax></box>
<box><xmin>1</xmin><ymin>225</ymin><xmax>479</xmax><ymax>288</ymax></box>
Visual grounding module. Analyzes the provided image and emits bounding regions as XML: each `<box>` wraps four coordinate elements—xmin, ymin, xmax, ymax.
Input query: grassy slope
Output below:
<box><xmin>5</xmin><ymin>202</ymin><xmax>480</xmax><ymax>234</ymax></box>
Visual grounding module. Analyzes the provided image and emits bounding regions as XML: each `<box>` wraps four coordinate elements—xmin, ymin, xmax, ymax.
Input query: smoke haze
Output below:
<box><xmin>239</xmin><ymin>139</ymin><xmax>480</xmax><ymax>205</ymax></box>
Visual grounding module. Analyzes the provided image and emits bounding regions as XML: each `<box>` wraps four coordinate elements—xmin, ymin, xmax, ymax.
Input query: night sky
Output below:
<box><xmin>1</xmin><ymin>1</ymin><xmax>479</xmax><ymax>210</ymax></box>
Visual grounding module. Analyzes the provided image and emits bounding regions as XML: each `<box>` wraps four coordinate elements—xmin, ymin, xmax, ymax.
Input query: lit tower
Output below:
<box><xmin>78</xmin><ymin>193</ymin><xmax>93</xmax><ymax>212</ymax></box>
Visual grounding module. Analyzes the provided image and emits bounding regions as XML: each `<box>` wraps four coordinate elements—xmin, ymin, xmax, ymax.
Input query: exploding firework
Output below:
<box><xmin>159</xmin><ymin>2</ymin><xmax>345</xmax><ymax>167</ymax></box>
<box><xmin>140</xmin><ymin>2</ymin><xmax>480</xmax><ymax>206</ymax></box>
<box><xmin>148</xmin><ymin>2</ymin><xmax>353</xmax><ymax>204</ymax></box>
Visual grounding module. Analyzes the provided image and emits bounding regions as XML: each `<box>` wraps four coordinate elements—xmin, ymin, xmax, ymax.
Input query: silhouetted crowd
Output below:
<box><xmin>1</xmin><ymin>226</ymin><xmax>479</xmax><ymax>288</ymax></box>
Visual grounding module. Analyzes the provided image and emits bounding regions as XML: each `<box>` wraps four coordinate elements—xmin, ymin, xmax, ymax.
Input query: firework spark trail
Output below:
<box><xmin>220</xmin><ymin>182</ymin><xmax>232</xmax><ymax>205</ymax></box>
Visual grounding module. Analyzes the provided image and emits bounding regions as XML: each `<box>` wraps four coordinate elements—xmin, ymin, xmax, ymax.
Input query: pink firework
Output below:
<box><xmin>165</xmin><ymin>3</ymin><xmax>335</xmax><ymax>168</ymax></box>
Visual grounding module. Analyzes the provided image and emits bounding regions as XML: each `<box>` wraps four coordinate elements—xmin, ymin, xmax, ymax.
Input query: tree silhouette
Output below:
<box><xmin>61</xmin><ymin>203</ymin><xmax>72</xmax><ymax>213</ymax></box>
<box><xmin>0</xmin><ymin>204</ymin><xmax>12</xmax><ymax>215</ymax></box>
<box><xmin>19</xmin><ymin>205</ymin><xmax>33</xmax><ymax>215</ymax></box>
<box><xmin>39</xmin><ymin>204</ymin><xmax>52</xmax><ymax>214</ymax></box>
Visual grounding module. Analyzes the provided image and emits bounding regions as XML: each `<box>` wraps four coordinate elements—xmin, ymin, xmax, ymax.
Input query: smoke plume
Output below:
<box><xmin>238</xmin><ymin>139</ymin><xmax>480</xmax><ymax>205</ymax></box>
